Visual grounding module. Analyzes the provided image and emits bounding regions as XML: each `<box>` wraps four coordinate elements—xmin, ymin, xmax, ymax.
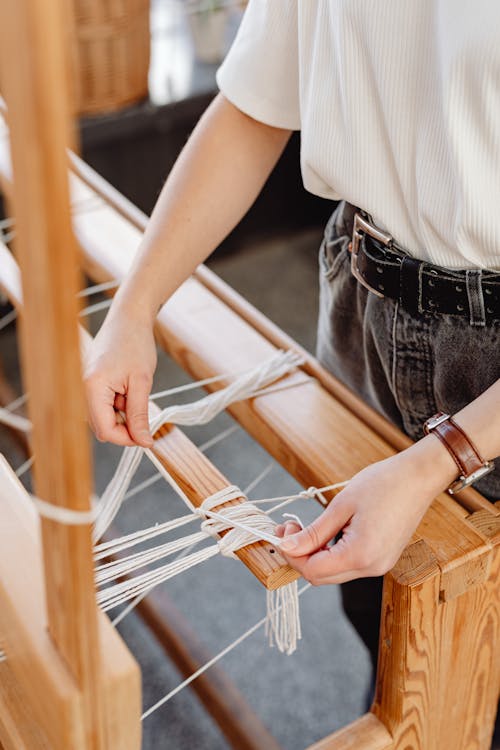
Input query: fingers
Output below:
<box><xmin>279</xmin><ymin>501</ymin><xmax>352</xmax><ymax>557</ymax></box>
<box><xmin>86</xmin><ymin>373</ymin><xmax>153</xmax><ymax>448</ymax></box>
<box><xmin>281</xmin><ymin>536</ymin><xmax>368</xmax><ymax>586</ymax></box>
<box><xmin>280</xmin><ymin>521</ymin><xmax>394</xmax><ymax>585</ymax></box>
<box><xmin>125</xmin><ymin>373</ymin><xmax>154</xmax><ymax>447</ymax></box>
<box><xmin>86</xmin><ymin>379</ymin><xmax>136</xmax><ymax>447</ymax></box>
<box><xmin>275</xmin><ymin>520</ymin><xmax>302</xmax><ymax>539</ymax></box>
<box><xmin>294</xmin><ymin>540</ymin><xmax>359</xmax><ymax>584</ymax></box>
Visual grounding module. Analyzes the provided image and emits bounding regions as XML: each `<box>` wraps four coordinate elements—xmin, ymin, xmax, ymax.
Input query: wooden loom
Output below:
<box><xmin>0</xmin><ymin>2</ymin><xmax>500</xmax><ymax>749</ymax></box>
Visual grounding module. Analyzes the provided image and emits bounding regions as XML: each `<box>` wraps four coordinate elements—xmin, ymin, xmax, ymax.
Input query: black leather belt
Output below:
<box><xmin>348</xmin><ymin>212</ymin><xmax>500</xmax><ymax>325</ymax></box>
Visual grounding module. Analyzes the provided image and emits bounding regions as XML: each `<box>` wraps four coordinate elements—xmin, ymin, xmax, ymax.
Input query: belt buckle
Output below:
<box><xmin>350</xmin><ymin>213</ymin><xmax>393</xmax><ymax>298</ymax></box>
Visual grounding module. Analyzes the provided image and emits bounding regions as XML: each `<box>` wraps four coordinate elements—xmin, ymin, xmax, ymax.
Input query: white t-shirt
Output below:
<box><xmin>216</xmin><ymin>1</ymin><xmax>500</xmax><ymax>270</ymax></box>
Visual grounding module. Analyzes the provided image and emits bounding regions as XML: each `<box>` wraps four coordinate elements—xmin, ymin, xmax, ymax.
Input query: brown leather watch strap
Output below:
<box><xmin>423</xmin><ymin>411</ymin><xmax>494</xmax><ymax>493</ymax></box>
<box><xmin>430</xmin><ymin>416</ymin><xmax>484</xmax><ymax>477</ymax></box>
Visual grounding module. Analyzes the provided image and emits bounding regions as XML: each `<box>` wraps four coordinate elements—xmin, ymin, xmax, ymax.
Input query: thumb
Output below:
<box><xmin>125</xmin><ymin>372</ymin><xmax>154</xmax><ymax>447</ymax></box>
<box><xmin>278</xmin><ymin>503</ymin><xmax>351</xmax><ymax>557</ymax></box>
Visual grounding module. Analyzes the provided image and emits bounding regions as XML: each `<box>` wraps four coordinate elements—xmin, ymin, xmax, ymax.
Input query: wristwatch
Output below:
<box><xmin>423</xmin><ymin>412</ymin><xmax>494</xmax><ymax>494</ymax></box>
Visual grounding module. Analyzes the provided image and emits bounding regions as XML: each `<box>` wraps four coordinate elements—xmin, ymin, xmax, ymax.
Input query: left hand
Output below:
<box><xmin>276</xmin><ymin>434</ymin><xmax>458</xmax><ymax>585</ymax></box>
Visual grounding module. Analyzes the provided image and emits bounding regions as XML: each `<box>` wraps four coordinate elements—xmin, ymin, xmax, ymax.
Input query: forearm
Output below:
<box><xmin>453</xmin><ymin>378</ymin><xmax>500</xmax><ymax>461</ymax></box>
<box><xmin>109</xmin><ymin>93</ymin><xmax>292</xmax><ymax>325</ymax></box>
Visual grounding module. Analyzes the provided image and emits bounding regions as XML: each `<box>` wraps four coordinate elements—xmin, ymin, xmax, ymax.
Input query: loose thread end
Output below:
<box><xmin>265</xmin><ymin>580</ymin><xmax>302</xmax><ymax>655</ymax></box>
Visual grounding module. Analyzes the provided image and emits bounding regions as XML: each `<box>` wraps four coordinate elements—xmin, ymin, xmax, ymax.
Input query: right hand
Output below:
<box><xmin>84</xmin><ymin>312</ymin><xmax>157</xmax><ymax>448</ymax></box>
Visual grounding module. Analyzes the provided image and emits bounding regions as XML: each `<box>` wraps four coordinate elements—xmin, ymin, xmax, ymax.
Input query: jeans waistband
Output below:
<box><xmin>327</xmin><ymin>202</ymin><xmax>500</xmax><ymax>326</ymax></box>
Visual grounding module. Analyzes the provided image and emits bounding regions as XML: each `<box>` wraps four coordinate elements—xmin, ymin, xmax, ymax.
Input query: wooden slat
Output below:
<box><xmin>306</xmin><ymin>714</ymin><xmax>392</xmax><ymax>750</ymax></box>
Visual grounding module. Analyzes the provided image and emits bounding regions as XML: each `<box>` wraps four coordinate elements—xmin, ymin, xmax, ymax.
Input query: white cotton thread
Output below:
<box><xmin>122</xmin><ymin>425</ymin><xmax>239</xmax><ymax>502</ymax></box>
<box><xmin>32</xmin><ymin>495</ymin><xmax>98</xmax><ymax>525</ymax></box>
<box><xmin>95</xmin><ymin>531</ymin><xmax>208</xmax><ymax>585</ymax></box>
<box><xmin>148</xmin><ymin>350</ymin><xmax>303</xmax><ymax>434</ymax></box>
<box><xmin>256</xmin><ymin>481</ymin><xmax>349</xmax><ymax>510</ymax></box>
<box><xmin>79</xmin><ymin>298</ymin><xmax>113</xmax><ymax>318</ymax></box>
<box><xmin>0</xmin><ymin>308</ymin><xmax>17</xmax><ymax>332</ymax></box>
<box><xmin>93</xmin><ymin>446</ymin><xmax>144</xmax><ymax>541</ymax></box>
<box><xmin>110</xmin><ymin>536</ymin><xmax>202</xmax><ymax>627</ymax></box>
<box><xmin>4</xmin><ymin>392</ymin><xmax>28</xmax><ymax>413</ymax></box>
<box><xmin>94</xmin><ymin>513</ymin><xmax>198</xmax><ymax>561</ymax></box>
<box><xmin>243</xmin><ymin>462</ymin><xmax>275</xmax><ymax>496</ymax></box>
<box><xmin>77</xmin><ymin>279</ymin><xmax>119</xmax><ymax>298</ymax></box>
<box><xmin>0</xmin><ymin>406</ymin><xmax>31</xmax><ymax>433</ymax></box>
<box><xmin>15</xmin><ymin>456</ymin><xmax>34</xmax><ymax>478</ymax></box>
<box><xmin>97</xmin><ymin>546</ymin><xmax>220</xmax><ymax>612</ymax></box>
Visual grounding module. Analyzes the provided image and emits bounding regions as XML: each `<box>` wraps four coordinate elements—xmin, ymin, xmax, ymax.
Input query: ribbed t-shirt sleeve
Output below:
<box><xmin>216</xmin><ymin>0</ymin><xmax>300</xmax><ymax>130</ymax></box>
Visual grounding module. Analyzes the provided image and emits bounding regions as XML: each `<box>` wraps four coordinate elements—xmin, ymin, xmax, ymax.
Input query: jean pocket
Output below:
<box><xmin>318</xmin><ymin>234</ymin><xmax>350</xmax><ymax>281</ymax></box>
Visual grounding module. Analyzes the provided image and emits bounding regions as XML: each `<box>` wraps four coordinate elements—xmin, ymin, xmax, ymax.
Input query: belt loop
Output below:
<box><xmin>466</xmin><ymin>269</ymin><xmax>486</xmax><ymax>327</ymax></box>
<box><xmin>399</xmin><ymin>257</ymin><xmax>421</xmax><ymax>316</ymax></box>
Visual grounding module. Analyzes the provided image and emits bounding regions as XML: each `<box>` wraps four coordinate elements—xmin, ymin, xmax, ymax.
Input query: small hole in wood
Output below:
<box><xmin>269</xmin><ymin>548</ymin><xmax>275</xmax><ymax>554</ymax></box>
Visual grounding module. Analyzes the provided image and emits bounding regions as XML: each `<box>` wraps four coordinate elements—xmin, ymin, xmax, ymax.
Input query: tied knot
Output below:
<box><xmin>199</xmin><ymin>486</ymin><xmax>280</xmax><ymax>558</ymax></box>
<box><xmin>299</xmin><ymin>486</ymin><xmax>329</xmax><ymax>507</ymax></box>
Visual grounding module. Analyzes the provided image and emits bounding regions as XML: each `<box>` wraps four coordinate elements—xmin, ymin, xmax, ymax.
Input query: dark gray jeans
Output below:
<box><xmin>316</xmin><ymin>200</ymin><xmax>500</xmax><ymax>671</ymax></box>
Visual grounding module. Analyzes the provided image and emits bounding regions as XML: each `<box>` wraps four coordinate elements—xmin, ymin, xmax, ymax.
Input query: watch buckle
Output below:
<box><xmin>448</xmin><ymin>461</ymin><xmax>495</xmax><ymax>494</ymax></box>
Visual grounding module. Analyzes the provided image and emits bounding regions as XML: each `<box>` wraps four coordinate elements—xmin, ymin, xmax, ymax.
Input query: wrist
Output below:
<box><xmin>107</xmin><ymin>285</ymin><xmax>160</xmax><ymax>329</ymax></box>
<box><xmin>401</xmin><ymin>433</ymin><xmax>459</xmax><ymax>496</ymax></box>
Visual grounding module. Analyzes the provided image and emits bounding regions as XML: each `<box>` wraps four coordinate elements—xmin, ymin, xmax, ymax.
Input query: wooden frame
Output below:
<box><xmin>0</xmin><ymin>3</ymin><xmax>499</xmax><ymax>748</ymax></box>
<box><xmin>0</xmin><ymin>1</ymin><xmax>141</xmax><ymax>748</ymax></box>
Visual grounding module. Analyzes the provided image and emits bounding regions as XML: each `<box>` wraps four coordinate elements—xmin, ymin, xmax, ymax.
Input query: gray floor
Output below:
<box><xmin>0</xmin><ymin>227</ymin><xmax>372</xmax><ymax>750</ymax></box>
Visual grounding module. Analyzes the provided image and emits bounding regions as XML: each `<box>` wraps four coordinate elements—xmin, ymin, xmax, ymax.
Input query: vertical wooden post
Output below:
<box><xmin>0</xmin><ymin>1</ymin><xmax>104</xmax><ymax>746</ymax></box>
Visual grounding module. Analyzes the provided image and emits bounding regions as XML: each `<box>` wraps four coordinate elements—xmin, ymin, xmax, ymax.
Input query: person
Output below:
<box><xmin>85</xmin><ymin>0</ymin><xmax>500</xmax><ymax>702</ymax></box>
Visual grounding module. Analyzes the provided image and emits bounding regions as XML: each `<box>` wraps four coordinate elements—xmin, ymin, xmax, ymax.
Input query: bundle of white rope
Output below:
<box><xmin>94</xmin><ymin>350</ymin><xmax>303</xmax><ymax>540</ymax></box>
<box><xmin>96</xmin><ymin>484</ymin><xmax>303</xmax><ymax>654</ymax></box>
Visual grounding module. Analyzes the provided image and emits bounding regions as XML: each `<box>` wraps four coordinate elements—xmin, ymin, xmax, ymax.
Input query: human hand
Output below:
<box><xmin>84</xmin><ymin>308</ymin><xmax>157</xmax><ymax>448</ymax></box>
<box><xmin>276</xmin><ymin>435</ymin><xmax>458</xmax><ymax>585</ymax></box>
